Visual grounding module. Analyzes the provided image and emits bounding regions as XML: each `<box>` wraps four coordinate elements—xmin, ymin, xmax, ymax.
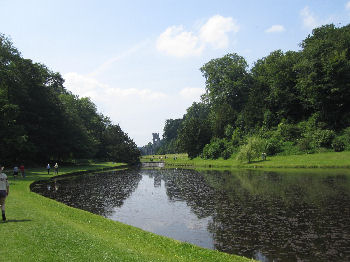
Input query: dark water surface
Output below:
<box><xmin>31</xmin><ymin>168</ymin><xmax>350</xmax><ymax>261</ymax></box>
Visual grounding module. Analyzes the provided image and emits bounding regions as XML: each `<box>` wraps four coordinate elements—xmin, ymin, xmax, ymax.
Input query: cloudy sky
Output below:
<box><xmin>0</xmin><ymin>0</ymin><xmax>349</xmax><ymax>146</ymax></box>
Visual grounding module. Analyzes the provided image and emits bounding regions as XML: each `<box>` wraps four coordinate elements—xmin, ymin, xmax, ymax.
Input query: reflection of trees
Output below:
<box><xmin>33</xmin><ymin>168</ymin><xmax>350</xmax><ymax>261</ymax></box>
<box><xmin>203</xmin><ymin>169</ymin><xmax>350</xmax><ymax>262</ymax></box>
<box><xmin>154</xmin><ymin>169</ymin><xmax>217</xmax><ymax>219</ymax></box>
<box><xmin>33</xmin><ymin>169</ymin><xmax>142</xmax><ymax>217</ymax></box>
<box><xmin>154</xmin><ymin>168</ymin><xmax>350</xmax><ymax>262</ymax></box>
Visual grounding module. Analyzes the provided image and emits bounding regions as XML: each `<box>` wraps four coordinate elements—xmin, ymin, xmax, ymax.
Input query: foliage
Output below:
<box><xmin>0</xmin><ymin>34</ymin><xmax>139</xmax><ymax>164</ymax></box>
<box><xmin>202</xmin><ymin>138</ymin><xmax>232</xmax><ymax>160</ymax></box>
<box><xmin>177</xmin><ymin>102</ymin><xmax>211</xmax><ymax>158</ymax></box>
<box><xmin>332</xmin><ymin>137</ymin><xmax>345</xmax><ymax>152</ymax></box>
<box><xmin>236</xmin><ymin>136</ymin><xmax>266</xmax><ymax>163</ymax></box>
<box><xmin>159</xmin><ymin>24</ymin><xmax>350</xmax><ymax>159</ymax></box>
<box><xmin>151</xmin><ymin>118</ymin><xmax>183</xmax><ymax>155</ymax></box>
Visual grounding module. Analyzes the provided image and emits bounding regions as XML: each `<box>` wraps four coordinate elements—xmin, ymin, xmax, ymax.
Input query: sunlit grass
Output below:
<box><xmin>141</xmin><ymin>151</ymin><xmax>350</xmax><ymax>169</ymax></box>
<box><xmin>0</xmin><ymin>162</ymin><xmax>253</xmax><ymax>262</ymax></box>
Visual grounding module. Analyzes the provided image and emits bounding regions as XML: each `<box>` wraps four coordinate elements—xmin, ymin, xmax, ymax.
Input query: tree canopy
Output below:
<box><xmin>157</xmin><ymin>24</ymin><xmax>350</xmax><ymax>160</ymax></box>
<box><xmin>0</xmin><ymin>34</ymin><xmax>140</xmax><ymax>165</ymax></box>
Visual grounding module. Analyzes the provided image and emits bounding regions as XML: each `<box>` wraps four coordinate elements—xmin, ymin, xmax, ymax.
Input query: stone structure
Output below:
<box><xmin>152</xmin><ymin>133</ymin><xmax>160</xmax><ymax>145</ymax></box>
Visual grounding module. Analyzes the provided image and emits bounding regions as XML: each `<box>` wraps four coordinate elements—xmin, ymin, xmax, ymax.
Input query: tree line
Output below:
<box><xmin>156</xmin><ymin>24</ymin><xmax>350</xmax><ymax>161</ymax></box>
<box><xmin>0</xmin><ymin>34</ymin><xmax>140</xmax><ymax>165</ymax></box>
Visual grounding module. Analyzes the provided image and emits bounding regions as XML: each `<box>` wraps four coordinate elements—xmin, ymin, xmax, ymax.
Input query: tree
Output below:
<box><xmin>177</xmin><ymin>102</ymin><xmax>211</xmax><ymax>158</ymax></box>
<box><xmin>296</xmin><ymin>24</ymin><xmax>350</xmax><ymax>129</ymax></box>
<box><xmin>236</xmin><ymin>136</ymin><xmax>266</xmax><ymax>163</ymax></box>
<box><xmin>250</xmin><ymin>50</ymin><xmax>302</xmax><ymax>126</ymax></box>
<box><xmin>0</xmin><ymin>33</ymin><xmax>140</xmax><ymax>164</ymax></box>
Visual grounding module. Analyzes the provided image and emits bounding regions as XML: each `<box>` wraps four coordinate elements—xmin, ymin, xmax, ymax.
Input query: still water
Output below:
<box><xmin>31</xmin><ymin>168</ymin><xmax>350</xmax><ymax>261</ymax></box>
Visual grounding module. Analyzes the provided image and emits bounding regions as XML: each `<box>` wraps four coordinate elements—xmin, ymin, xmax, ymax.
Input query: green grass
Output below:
<box><xmin>0</xmin><ymin>162</ymin><xmax>253</xmax><ymax>262</ymax></box>
<box><xmin>142</xmin><ymin>151</ymin><xmax>350</xmax><ymax>169</ymax></box>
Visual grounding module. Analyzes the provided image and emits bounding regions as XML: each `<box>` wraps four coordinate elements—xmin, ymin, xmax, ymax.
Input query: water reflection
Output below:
<box><xmin>31</xmin><ymin>168</ymin><xmax>350</xmax><ymax>261</ymax></box>
<box><xmin>32</xmin><ymin>170</ymin><xmax>142</xmax><ymax>217</ymax></box>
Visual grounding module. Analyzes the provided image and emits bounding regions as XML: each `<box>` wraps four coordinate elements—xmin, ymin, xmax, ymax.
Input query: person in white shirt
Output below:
<box><xmin>47</xmin><ymin>164</ymin><xmax>50</xmax><ymax>175</ymax></box>
<box><xmin>54</xmin><ymin>163</ymin><xmax>58</xmax><ymax>175</ymax></box>
<box><xmin>0</xmin><ymin>166</ymin><xmax>10</xmax><ymax>221</ymax></box>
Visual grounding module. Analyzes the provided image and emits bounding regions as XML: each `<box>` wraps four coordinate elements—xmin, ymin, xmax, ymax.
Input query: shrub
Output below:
<box><xmin>310</xmin><ymin>129</ymin><xmax>335</xmax><ymax>148</ymax></box>
<box><xmin>236</xmin><ymin>136</ymin><xmax>266</xmax><ymax>163</ymax></box>
<box><xmin>231</xmin><ymin>128</ymin><xmax>244</xmax><ymax>147</ymax></box>
<box><xmin>297</xmin><ymin>137</ymin><xmax>313</xmax><ymax>152</ymax></box>
<box><xmin>202</xmin><ymin>138</ymin><xmax>226</xmax><ymax>159</ymax></box>
<box><xmin>277</xmin><ymin>122</ymin><xmax>301</xmax><ymax>141</ymax></box>
<box><xmin>265</xmin><ymin>136</ymin><xmax>283</xmax><ymax>155</ymax></box>
<box><xmin>221</xmin><ymin>147</ymin><xmax>234</xmax><ymax>160</ymax></box>
<box><xmin>279</xmin><ymin>141</ymin><xmax>302</xmax><ymax>155</ymax></box>
<box><xmin>340</xmin><ymin>127</ymin><xmax>350</xmax><ymax>150</ymax></box>
<box><xmin>332</xmin><ymin>137</ymin><xmax>345</xmax><ymax>152</ymax></box>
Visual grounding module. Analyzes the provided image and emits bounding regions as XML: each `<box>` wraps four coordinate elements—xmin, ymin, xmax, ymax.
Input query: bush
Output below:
<box><xmin>231</xmin><ymin>128</ymin><xmax>244</xmax><ymax>147</ymax></box>
<box><xmin>202</xmin><ymin>138</ymin><xmax>227</xmax><ymax>159</ymax></box>
<box><xmin>279</xmin><ymin>141</ymin><xmax>302</xmax><ymax>155</ymax></box>
<box><xmin>297</xmin><ymin>137</ymin><xmax>313</xmax><ymax>152</ymax></box>
<box><xmin>221</xmin><ymin>147</ymin><xmax>234</xmax><ymax>159</ymax></box>
<box><xmin>236</xmin><ymin>136</ymin><xmax>266</xmax><ymax>163</ymax></box>
<box><xmin>311</xmin><ymin>129</ymin><xmax>335</xmax><ymax>148</ymax></box>
<box><xmin>277</xmin><ymin>122</ymin><xmax>301</xmax><ymax>141</ymax></box>
<box><xmin>340</xmin><ymin>127</ymin><xmax>350</xmax><ymax>150</ymax></box>
<box><xmin>332</xmin><ymin>137</ymin><xmax>345</xmax><ymax>152</ymax></box>
<box><xmin>265</xmin><ymin>136</ymin><xmax>283</xmax><ymax>155</ymax></box>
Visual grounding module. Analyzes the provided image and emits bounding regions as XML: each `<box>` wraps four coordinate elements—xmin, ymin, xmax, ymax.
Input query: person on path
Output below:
<box><xmin>0</xmin><ymin>166</ymin><xmax>10</xmax><ymax>222</ymax></box>
<box><xmin>54</xmin><ymin>163</ymin><xmax>58</xmax><ymax>175</ymax></box>
<box><xmin>47</xmin><ymin>164</ymin><xmax>50</xmax><ymax>175</ymax></box>
<box><xmin>20</xmin><ymin>164</ymin><xmax>25</xmax><ymax>178</ymax></box>
<box><xmin>13</xmin><ymin>166</ymin><xmax>19</xmax><ymax>179</ymax></box>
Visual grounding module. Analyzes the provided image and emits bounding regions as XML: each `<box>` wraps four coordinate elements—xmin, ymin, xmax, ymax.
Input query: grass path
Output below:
<box><xmin>0</xmin><ymin>162</ymin><xmax>253</xmax><ymax>262</ymax></box>
<box><xmin>142</xmin><ymin>151</ymin><xmax>350</xmax><ymax>169</ymax></box>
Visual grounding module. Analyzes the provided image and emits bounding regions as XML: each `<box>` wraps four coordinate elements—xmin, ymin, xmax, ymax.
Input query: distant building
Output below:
<box><xmin>152</xmin><ymin>133</ymin><xmax>160</xmax><ymax>145</ymax></box>
<box><xmin>140</xmin><ymin>133</ymin><xmax>162</xmax><ymax>155</ymax></box>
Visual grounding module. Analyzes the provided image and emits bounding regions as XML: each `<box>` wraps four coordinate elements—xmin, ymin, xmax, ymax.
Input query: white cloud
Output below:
<box><xmin>300</xmin><ymin>6</ymin><xmax>320</xmax><ymax>30</ymax></box>
<box><xmin>346</xmin><ymin>1</ymin><xmax>350</xmax><ymax>10</ymax></box>
<box><xmin>199</xmin><ymin>15</ymin><xmax>239</xmax><ymax>49</ymax></box>
<box><xmin>156</xmin><ymin>25</ymin><xmax>204</xmax><ymax>57</ymax></box>
<box><xmin>265</xmin><ymin>24</ymin><xmax>285</xmax><ymax>33</ymax></box>
<box><xmin>179</xmin><ymin>87</ymin><xmax>205</xmax><ymax>101</ymax></box>
<box><xmin>156</xmin><ymin>15</ymin><xmax>239</xmax><ymax>57</ymax></box>
<box><xmin>64</xmin><ymin>72</ymin><xmax>167</xmax><ymax>105</ymax></box>
<box><xmin>63</xmin><ymin>73</ymin><xmax>201</xmax><ymax>146</ymax></box>
<box><xmin>89</xmin><ymin>40</ymin><xmax>150</xmax><ymax>77</ymax></box>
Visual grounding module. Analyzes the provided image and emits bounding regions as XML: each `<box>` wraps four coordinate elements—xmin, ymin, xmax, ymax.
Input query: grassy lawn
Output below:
<box><xmin>141</xmin><ymin>151</ymin><xmax>350</xmax><ymax>169</ymax></box>
<box><xmin>0</xmin><ymin>162</ymin><xmax>253</xmax><ymax>262</ymax></box>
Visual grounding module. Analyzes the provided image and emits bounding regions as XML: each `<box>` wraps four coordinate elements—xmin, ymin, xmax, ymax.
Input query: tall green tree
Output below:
<box><xmin>248</xmin><ymin>50</ymin><xmax>302</xmax><ymax>128</ymax></box>
<box><xmin>200</xmin><ymin>53</ymin><xmax>250</xmax><ymax>136</ymax></box>
<box><xmin>296</xmin><ymin>24</ymin><xmax>350</xmax><ymax>129</ymax></box>
<box><xmin>177</xmin><ymin>102</ymin><xmax>211</xmax><ymax>158</ymax></box>
<box><xmin>0</xmin><ymin>33</ymin><xmax>140</xmax><ymax>164</ymax></box>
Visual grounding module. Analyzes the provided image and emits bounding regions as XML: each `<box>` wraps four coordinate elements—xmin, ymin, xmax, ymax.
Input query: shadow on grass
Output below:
<box><xmin>248</xmin><ymin>159</ymin><xmax>271</xmax><ymax>164</ymax></box>
<box><xmin>1</xmin><ymin>219</ymin><xmax>32</xmax><ymax>223</ymax></box>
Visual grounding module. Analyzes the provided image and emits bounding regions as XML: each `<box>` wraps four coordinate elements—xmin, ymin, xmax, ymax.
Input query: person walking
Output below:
<box><xmin>54</xmin><ymin>163</ymin><xmax>58</xmax><ymax>175</ymax></box>
<box><xmin>47</xmin><ymin>163</ymin><xmax>51</xmax><ymax>175</ymax></box>
<box><xmin>20</xmin><ymin>164</ymin><xmax>25</xmax><ymax>178</ymax></box>
<box><xmin>13</xmin><ymin>166</ymin><xmax>19</xmax><ymax>179</ymax></box>
<box><xmin>0</xmin><ymin>166</ymin><xmax>9</xmax><ymax>222</ymax></box>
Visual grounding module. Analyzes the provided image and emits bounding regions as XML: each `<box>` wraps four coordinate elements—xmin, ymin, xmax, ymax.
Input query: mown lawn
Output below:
<box><xmin>0</xmin><ymin>162</ymin><xmax>253</xmax><ymax>262</ymax></box>
<box><xmin>142</xmin><ymin>151</ymin><xmax>350</xmax><ymax>169</ymax></box>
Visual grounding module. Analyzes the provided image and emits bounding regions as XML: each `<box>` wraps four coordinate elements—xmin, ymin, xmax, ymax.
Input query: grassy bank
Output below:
<box><xmin>0</xmin><ymin>163</ymin><xmax>253</xmax><ymax>262</ymax></box>
<box><xmin>141</xmin><ymin>151</ymin><xmax>350</xmax><ymax>169</ymax></box>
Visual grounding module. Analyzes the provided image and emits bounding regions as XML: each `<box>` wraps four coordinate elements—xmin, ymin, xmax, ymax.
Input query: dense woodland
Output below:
<box><xmin>155</xmin><ymin>24</ymin><xmax>350</xmax><ymax>161</ymax></box>
<box><xmin>0</xmin><ymin>34</ymin><xmax>140</xmax><ymax>165</ymax></box>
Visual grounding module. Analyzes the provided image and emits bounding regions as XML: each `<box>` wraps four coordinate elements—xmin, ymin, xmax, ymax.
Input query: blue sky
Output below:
<box><xmin>1</xmin><ymin>0</ymin><xmax>349</xmax><ymax>146</ymax></box>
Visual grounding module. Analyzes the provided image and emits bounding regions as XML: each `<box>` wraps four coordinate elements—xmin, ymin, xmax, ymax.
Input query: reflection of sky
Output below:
<box><xmin>109</xmin><ymin>174</ymin><xmax>214</xmax><ymax>249</ymax></box>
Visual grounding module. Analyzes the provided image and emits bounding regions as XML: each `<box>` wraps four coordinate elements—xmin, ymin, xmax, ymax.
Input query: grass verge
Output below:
<box><xmin>141</xmin><ymin>151</ymin><xmax>350</xmax><ymax>169</ymax></box>
<box><xmin>0</xmin><ymin>162</ymin><xmax>253</xmax><ymax>262</ymax></box>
